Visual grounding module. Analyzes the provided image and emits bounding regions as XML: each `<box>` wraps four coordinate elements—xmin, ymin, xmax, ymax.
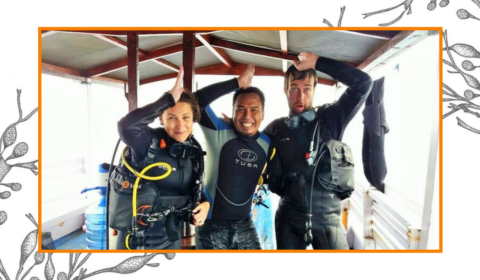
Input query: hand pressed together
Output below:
<box><xmin>237</xmin><ymin>64</ymin><xmax>255</xmax><ymax>89</ymax></box>
<box><xmin>169</xmin><ymin>66</ymin><xmax>184</xmax><ymax>103</ymax></box>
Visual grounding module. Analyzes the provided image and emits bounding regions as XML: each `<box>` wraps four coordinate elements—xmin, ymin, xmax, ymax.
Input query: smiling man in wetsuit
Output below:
<box><xmin>264</xmin><ymin>52</ymin><xmax>372</xmax><ymax>250</ymax></box>
<box><xmin>193</xmin><ymin>65</ymin><xmax>271</xmax><ymax>250</ymax></box>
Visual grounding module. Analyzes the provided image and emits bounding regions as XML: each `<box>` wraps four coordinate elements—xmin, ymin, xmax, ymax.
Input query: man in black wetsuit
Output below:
<box><xmin>264</xmin><ymin>52</ymin><xmax>372</xmax><ymax>250</ymax></box>
<box><xmin>194</xmin><ymin>65</ymin><xmax>271</xmax><ymax>250</ymax></box>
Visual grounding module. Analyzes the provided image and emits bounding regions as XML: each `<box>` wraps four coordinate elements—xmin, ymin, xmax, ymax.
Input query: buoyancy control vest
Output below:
<box><xmin>108</xmin><ymin>128</ymin><xmax>204</xmax><ymax>248</ymax></box>
<box><xmin>266</xmin><ymin>105</ymin><xmax>355</xmax><ymax>212</ymax></box>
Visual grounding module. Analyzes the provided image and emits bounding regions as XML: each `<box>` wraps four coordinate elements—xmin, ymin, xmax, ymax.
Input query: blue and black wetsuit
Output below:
<box><xmin>264</xmin><ymin>57</ymin><xmax>372</xmax><ymax>250</ymax></box>
<box><xmin>193</xmin><ymin>79</ymin><xmax>271</xmax><ymax>249</ymax></box>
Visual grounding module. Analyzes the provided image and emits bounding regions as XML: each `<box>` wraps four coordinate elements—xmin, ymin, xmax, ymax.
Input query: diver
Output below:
<box><xmin>264</xmin><ymin>52</ymin><xmax>373</xmax><ymax>250</ymax></box>
<box><xmin>193</xmin><ymin>64</ymin><xmax>271</xmax><ymax>250</ymax></box>
<box><xmin>109</xmin><ymin>67</ymin><xmax>210</xmax><ymax>250</ymax></box>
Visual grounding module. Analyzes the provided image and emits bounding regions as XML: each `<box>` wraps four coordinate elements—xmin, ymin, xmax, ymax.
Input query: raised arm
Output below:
<box><xmin>195</xmin><ymin>64</ymin><xmax>255</xmax><ymax>130</ymax></box>
<box><xmin>295</xmin><ymin>52</ymin><xmax>373</xmax><ymax>139</ymax></box>
<box><xmin>118</xmin><ymin>67</ymin><xmax>185</xmax><ymax>157</ymax></box>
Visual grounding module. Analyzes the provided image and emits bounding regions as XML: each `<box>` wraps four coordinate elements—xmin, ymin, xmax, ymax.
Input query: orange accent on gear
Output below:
<box><xmin>137</xmin><ymin>205</ymin><xmax>152</xmax><ymax>226</ymax></box>
<box><xmin>112</xmin><ymin>229</ymin><xmax>118</xmax><ymax>236</ymax></box>
<box><xmin>160</xmin><ymin>139</ymin><xmax>167</xmax><ymax>148</ymax></box>
<box><xmin>122</xmin><ymin>181</ymin><xmax>130</xmax><ymax>189</ymax></box>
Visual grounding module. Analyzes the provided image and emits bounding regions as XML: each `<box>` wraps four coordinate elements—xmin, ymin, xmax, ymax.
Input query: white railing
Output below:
<box><xmin>348</xmin><ymin>182</ymin><xmax>423</xmax><ymax>250</ymax></box>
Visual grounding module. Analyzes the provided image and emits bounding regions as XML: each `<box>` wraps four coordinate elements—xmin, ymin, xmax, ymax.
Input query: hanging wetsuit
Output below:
<box><xmin>111</xmin><ymin>93</ymin><xmax>200</xmax><ymax>250</ymax></box>
<box><xmin>362</xmin><ymin>77</ymin><xmax>389</xmax><ymax>193</ymax></box>
<box><xmin>193</xmin><ymin>79</ymin><xmax>271</xmax><ymax>250</ymax></box>
<box><xmin>264</xmin><ymin>57</ymin><xmax>372</xmax><ymax>250</ymax></box>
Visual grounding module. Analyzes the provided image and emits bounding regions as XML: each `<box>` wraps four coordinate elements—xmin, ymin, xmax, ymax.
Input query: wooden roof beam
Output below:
<box><xmin>357</xmin><ymin>30</ymin><xmax>431</xmax><ymax>72</ymax></box>
<box><xmin>84</xmin><ymin>39</ymin><xmax>202</xmax><ymax>77</ymax></box>
<box><xmin>197</xmin><ymin>34</ymin><xmax>236</xmax><ymax>68</ymax></box>
<box><xmin>127</xmin><ymin>32</ymin><xmax>139</xmax><ymax>111</ymax></box>
<box><xmin>93</xmin><ymin>35</ymin><xmax>179</xmax><ymax>72</ymax></box>
<box><xmin>210</xmin><ymin>37</ymin><xmax>298</xmax><ymax>62</ymax></box>
<box><xmin>209</xmin><ymin>37</ymin><xmax>357</xmax><ymax>69</ymax></box>
<box><xmin>41</xmin><ymin>62</ymin><xmax>125</xmax><ymax>87</ymax></box>
<box><xmin>140</xmin><ymin>63</ymin><xmax>336</xmax><ymax>86</ymax></box>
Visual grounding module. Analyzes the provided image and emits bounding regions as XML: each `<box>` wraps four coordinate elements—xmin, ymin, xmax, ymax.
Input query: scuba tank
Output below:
<box><xmin>81</xmin><ymin>164</ymin><xmax>108</xmax><ymax>250</ymax></box>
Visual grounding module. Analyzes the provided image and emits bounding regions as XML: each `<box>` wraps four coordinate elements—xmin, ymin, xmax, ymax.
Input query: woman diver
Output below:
<box><xmin>109</xmin><ymin>67</ymin><xmax>210</xmax><ymax>250</ymax></box>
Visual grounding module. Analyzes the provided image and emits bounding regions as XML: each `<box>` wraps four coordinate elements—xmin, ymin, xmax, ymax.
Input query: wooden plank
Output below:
<box><xmin>279</xmin><ymin>30</ymin><xmax>288</xmax><ymax>73</ymax></box>
<box><xmin>140</xmin><ymin>63</ymin><xmax>337</xmax><ymax>86</ymax></box>
<box><xmin>150</xmin><ymin>59</ymin><xmax>180</xmax><ymax>72</ymax></box>
<box><xmin>85</xmin><ymin>58</ymin><xmax>129</xmax><ymax>77</ymax></box>
<box><xmin>93</xmin><ymin>35</ymin><xmax>128</xmax><ymax>49</ymax></box>
<box><xmin>357</xmin><ymin>30</ymin><xmax>430</xmax><ymax>72</ymax></box>
<box><xmin>90</xmin><ymin>76</ymin><xmax>126</xmax><ymax>88</ymax></box>
<box><xmin>140</xmin><ymin>73</ymin><xmax>178</xmax><ymax>85</ymax></box>
<box><xmin>127</xmin><ymin>32</ymin><xmax>139</xmax><ymax>111</ymax></box>
<box><xmin>197</xmin><ymin>34</ymin><xmax>235</xmax><ymax>68</ymax></box>
<box><xmin>210</xmin><ymin>37</ymin><xmax>358</xmax><ymax>69</ymax></box>
<box><xmin>42</xmin><ymin>62</ymin><xmax>83</xmax><ymax>79</ymax></box>
<box><xmin>183</xmin><ymin>31</ymin><xmax>196</xmax><ymax>92</ymax></box>
<box><xmin>94</xmin><ymin>35</ymin><xmax>179</xmax><ymax>72</ymax></box>
<box><xmin>210</xmin><ymin>37</ymin><xmax>298</xmax><ymax>61</ymax></box>
<box><xmin>42</xmin><ymin>63</ymin><xmax>125</xmax><ymax>87</ymax></box>
<box><xmin>84</xmin><ymin>40</ymin><xmax>200</xmax><ymax>77</ymax></box>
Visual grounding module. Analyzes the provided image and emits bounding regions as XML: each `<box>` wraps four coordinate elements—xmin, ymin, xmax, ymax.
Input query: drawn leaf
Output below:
<box><xmin>3</xmin><ymin>125</ymin><xmax>17</xmax><ymax>149</ymax></box>
<box><xmin>7</xmin><ymin>142</ymin><xmax>28</xmax><ymax>161</ymax></box>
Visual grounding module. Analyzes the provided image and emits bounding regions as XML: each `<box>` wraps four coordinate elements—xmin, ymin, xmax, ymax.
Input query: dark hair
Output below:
<box><xmin>284</xmin><ymin>65</ymin><xmax>318</xmax><ymax>91</ymax></box>
<box><xmin>232</xmin><ymin>87</ymin><xmax>265</xmax><ymax>110</ymax></box>
<box><xmin>178</xmin><ymin>92</ymin><xmax>201</xmax><ymax>122</ymax></box>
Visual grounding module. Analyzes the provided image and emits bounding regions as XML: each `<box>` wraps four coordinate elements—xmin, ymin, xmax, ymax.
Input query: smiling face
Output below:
<box><xmin>160</xmin><ymin>101</ymin><xmax>193</xmax><ymax>142</ymax></box>
<box><xmin>232</xmin><ymin>93</ymin><xmax>264</xmax><ymax>137</ymax></box>
<box><xmin>285</xmin><ymin>74</ymin><xmax>315</xmax><ymax>114</ymax></box>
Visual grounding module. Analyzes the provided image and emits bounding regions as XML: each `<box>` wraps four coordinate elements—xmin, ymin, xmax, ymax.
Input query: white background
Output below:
<box><xmin>0</xmin><ymin>0</ymin><xmax>477</xmax><ymax>279</ymax></box>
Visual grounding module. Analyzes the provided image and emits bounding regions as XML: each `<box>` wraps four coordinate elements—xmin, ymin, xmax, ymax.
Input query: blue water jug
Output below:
<box><xmin>81</xmin><ymin>165</ymin><xmax>108</xmax><ymax>250</ymax></box>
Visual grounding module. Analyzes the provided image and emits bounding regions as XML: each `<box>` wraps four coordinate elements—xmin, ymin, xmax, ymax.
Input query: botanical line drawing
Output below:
<box><xmin>443</xmin><ymin>30</ymin><xmax>480</xmax><ymax>134</ymax></box>
<box><xmin>323</xmin><ymin>6</ymin><xmax>346</xmax><ymax>27</ymax></box>
<box><xmin>0</xmin><ymin>90</ymin><xmax>38</xmax><ymax>226</ymax></box>
<box><xmin>0</xmin><ymin>214</ymin><xmax>175</xmax><ymax>280</ymax></box>
<box><xmin>362</xmin><ymin>0</ymin><xmax>451</xmax><ymax>26</ymax></box>
<box><xmin>457</xmin><ymin>0</ymin><xmax>480</xmax><ymax>21</ymax></box>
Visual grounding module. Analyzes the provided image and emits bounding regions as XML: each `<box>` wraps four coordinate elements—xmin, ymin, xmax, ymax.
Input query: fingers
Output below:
<box><xmin>293</xmin><ymin>60</ymin><xmax>302</xmax><ymax>70</ymax></box>
<box><xmin>175</xmin><ymin>66</ymin><xmax>184</xmax><ymax>88</ymax></box>
<box><xmin>192</xmin><ymin>202</ymin><xmax>210</xmax><ymax>227</ymax></box>
<box><xmin>247</xmin><ymin>64</ymin><xmax>255</xmax><ymax>76</ymax></box>
<box><xmin>221</xmin><ymin>113</ymin><xmax>231</xmax><ymax>123</ymax></box>
<box><xmin>238</xmin><ymin>64</ymin><xmax>255</xmax><ymax>89</ymax></box>
<box><xmin>192</xmin><ymin>204</ymin><xmax>201</xmax><ymax>213</ymax></box>
<box><xmin>192</xmin><ymin>211</ymin><xmax>206</xmax><ymax>227</ymax></box>
<box><xmin>298</xmin><ymin>52</ymin><xmax>307</xmax><ymax>62</ymax></box>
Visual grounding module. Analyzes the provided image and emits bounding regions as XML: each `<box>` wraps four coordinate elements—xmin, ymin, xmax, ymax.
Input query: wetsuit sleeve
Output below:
<box><xmin>195</xmin><ymin>78</ymin><xmax>240</xmax><ymax>130</ymax></box>
<box><xmin>315</xmin><ymin>57</ymin><xmax>373</xmax><ymax>139</ymax></box>
<box><xmin>118</xmin><ymin>93</ymin><xmax>175</xmax><ymax>159</ymax></box>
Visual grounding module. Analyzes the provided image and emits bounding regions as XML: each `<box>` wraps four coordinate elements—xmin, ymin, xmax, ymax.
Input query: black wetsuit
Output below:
<box><xmin>264</xmin><ymin>57</ymin><xmax>372</xmax><ymax>250</ymax></box>
<box><xmin>115</xmin><ymin>93</ymin><xmax>196</xmax><ymax>250</ymax></box>
<box><xmin>193</xmin><ymin>79</ymin><xmax>271</xmax><ymax>250</ymax></box>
